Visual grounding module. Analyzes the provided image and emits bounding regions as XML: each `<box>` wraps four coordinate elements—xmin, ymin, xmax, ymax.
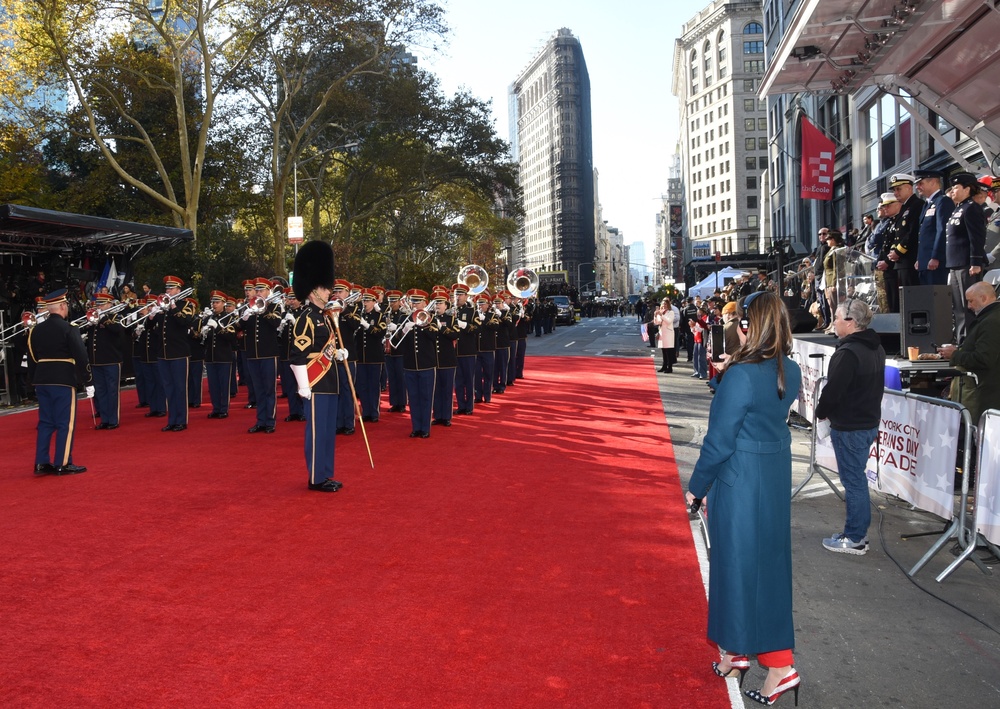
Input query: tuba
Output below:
<box><xmin>457</xmin><ymin>264</ymin><xmax>489</xmax><ymax>295</ymax></box>
<box><xmin>506</xmin><ymin>267</ymin><xmax>539</xmax><ymax>299</ymax></box>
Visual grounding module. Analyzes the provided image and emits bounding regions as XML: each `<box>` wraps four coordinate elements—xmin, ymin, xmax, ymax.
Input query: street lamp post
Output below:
<box><xmin>577</xmin><ymin>262</ymin><xmax>593</xmax><ymax>292</ymax></box>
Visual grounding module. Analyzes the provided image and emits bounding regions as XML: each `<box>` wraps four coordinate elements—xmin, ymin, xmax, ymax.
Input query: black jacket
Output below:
<box><xmin>815</xmin><ymin>328</ymin><xmax>886</xmax><ymax>430</ymax></box>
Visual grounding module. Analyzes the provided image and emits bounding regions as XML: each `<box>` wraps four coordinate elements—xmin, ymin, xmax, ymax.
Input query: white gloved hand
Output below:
<box><xmin>436</xmin><ymin>319</ymin><xmax>444</xmax><ymax>329</ymax></box>
<box><xmin>374</xmin><ymin>303</ymin><xmax>381</xmax><ymax>312</ymax></box>
<box><xmin>334</xmin><ymin>348</ymin><xmax>349</xmax><ymax>362</ymax></box>
<box><xmin>134</xmin><ymin>323</ymin><xmax>145</xmax><ymax>337</ymax></box>
<box><xmin>241</xmin><ymin>309</ymin><xmax>252</xmax><ymax>321</ymax></box>
<box><xmin>80</xmin><ymin>332</ymin><xmax>88</xmax><ymax>343</ymax></box>
<box><xmin>360</xmin><ymin>318</ymin><xmax>371</xmax><ymax>330</ymax></box>
<box><xmin>206</xmin><ymin>318</ymin><xmax>219</xmax><ymax>329</ymax></box>
<box><xmin>291</xmin><ymin>364</ymin><xmax>311</xmax><ymax>400</ymax></box>
<box><xmin>85</xmin><ymin>385</ymin><xmax>95</xmax><ymax>399</ymax></box>
<box><xmin>476</xmin><ymin>312</ymin><xmax>485</xmax><ymax>322</ymax></box>
<box><xmin>387</xmin><ymin>322</ymin><xmax>398</xmax><ymax>333</ymax></box>
<box><xmin>456</xmin><ymin>319</ymin><xmax>467</xmax><ymax>329</ymax></box>
<box><xmin>402</xmin><ymin>321</ymin><xmax>414</xmax><ymax>334</ymax></box>
<box><xmin>284</xmin><ymin>312</ymin><xmax>296</xmax><ymax>324</ymax></box>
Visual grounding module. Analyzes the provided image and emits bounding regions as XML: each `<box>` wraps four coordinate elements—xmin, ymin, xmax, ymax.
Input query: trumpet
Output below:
<box><xmin>457</xmin><ymin>264</ymin><xmax>489</xmax><ymax>295</ymax></box>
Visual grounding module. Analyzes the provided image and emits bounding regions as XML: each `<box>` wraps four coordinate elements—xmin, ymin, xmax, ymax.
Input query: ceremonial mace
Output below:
<box><xmin>330</xmin><ymin>310</ymin><xmax>374</xmax><ymax>469</ymax></box>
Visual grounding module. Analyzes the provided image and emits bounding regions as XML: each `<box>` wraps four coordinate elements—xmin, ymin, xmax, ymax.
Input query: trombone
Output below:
<box><xmin>72</xmin><ymin>300</ymin><xmax>130</xmax><ymax>329</ymax></box>
<box><xmin>121</xmin><ymin>287</ymin><xmax>193</xmax><ymax>329</ymax></box>
<box><xmin>457</xmin><ymin>264</ymin><xmax>489</xmax><ymax>295</ymax></box>
<box><xmin>0</xmin><ymin>310</ymin><xmax>46</xmax><ymax>343</ymax></box>
<box><xmin>387</xmin><ymin>301</ymin><xmax>436</xmax><ymax>349</ymax></box>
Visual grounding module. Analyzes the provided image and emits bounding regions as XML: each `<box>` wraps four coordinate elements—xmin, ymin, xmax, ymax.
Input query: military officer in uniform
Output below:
<box><xmin>278</xmin><ymin>290</ymin><xmax>306</xmax><ymax>422</ymax></box>
<box><xmin>329</xmin><ymin>279</ymin><xmax>360</xmax><ymax>434</ymax></box>
<box><xmin>384</xmin><ymin>289</ymin><xmax>408</xmax><ymax>413</ymax></box>
<box><xmin>431</xmin><ymin>286</ymin><xmax>459</xmax><ymax>427</ymax></box>
<box><xmin>511</xmin><ymin>295</ymin><xmax>530</xmax><ymax>381</ymax></box>
<box><xmin>397</xmin><ymin>288</ymin><xmax>437</xmax><ymax>437</ymax></box>
<box><xmin>134</xmin><ymin>297</ymin><xmax>167</xmax><ymax>418</ymax></box>
<box><xmin>238</xmin><ymin>278</ymin><xmax>281</xmax><ymax>433</ymax></box>
<box><xmin>356</xmin><ymin>288</ymin><xmax>386</xmax><ymax>422</ymax></box>
<box><xmin>290</xmin><ymin>240</ymin><xmax>345</xmax><ymax>493</ymax></box>
<box><xmin>149</xmin><ymin>275</ymin><xmax>196</xmax><ymax>431</ymax></box>
<box><xmin>885</xmin><ymin>173</ymin><xmax>924</xmax><ymax>291</ymax></box>
<box><xmin>372</xmin><ymin>285</ymin><xmax>389</xmax><ymax>394</ymax></box>
<box><xmin>86</xmin><ymin>292</ymin><xmax>126</xmax><ymax>429</ymax></box>
<box><xmin>474</xmin><ymin>292</ymin><xmax>499</xmax><ymax>404</ymax></box>
<box><xmin>201</xmin><ymin>290</ymin><xmax>237</xmax><ymax>418</ymax></box>
<box><xmin>914</xmin><ymin>169</ymin><xmax>954</xmax><ymax>286</ymax></box>
<box><xmin>236</xmin><ymin>279</ymin><xmax>257</xmax><ymax>408</ymax></box>
<box><xmin>28</xmin><ymin>288</ymin><xmax>93</xmax><ymax>475</ymax></box>
<box><xmin>225</xmin><ymin>295</ymin><xmax>239</xmax><ymax>398</ymax></box>
<box><xmin>187</xmin><ymin>297</ymin><xmax>207</xmax><ymax>409</ymax></box>
<box><xmin>452</xmin><ymin>283</ymin><xmax>478</xmax><ymax>415</ymax></box>
<box><xmin>946</xmin><ymin>171</ymin><xmax>989</xmax><ymax>343</ymax></box>
<box><xmin>492</xmin><ymin>292</ymin><xmax>512</xmax><ymax>394</ymax></box>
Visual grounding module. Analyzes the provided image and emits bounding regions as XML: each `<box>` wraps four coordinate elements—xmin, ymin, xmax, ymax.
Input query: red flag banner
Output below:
<box><xmin>800</xmin><ymin>116</ymin><xmax>835</xmax><ymax>201</ymax></box>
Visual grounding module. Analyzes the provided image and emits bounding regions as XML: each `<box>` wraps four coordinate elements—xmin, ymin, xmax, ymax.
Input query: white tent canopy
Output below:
<box><xmin>688</xmin><ymin>266</ymin><xmax>747</xmax><ymax>298</ymax></box>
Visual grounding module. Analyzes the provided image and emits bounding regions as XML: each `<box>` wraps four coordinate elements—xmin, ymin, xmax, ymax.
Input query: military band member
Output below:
<box><xmin>452</xmin><ymin>283</ymin><xmax>479</xmax><ymax>415</ymax></box>
<box><xmin>492</xmin><ymin>292</ymin><xmax>512</xmax><ymax>395</ymax></box>
<box><xmin>87</xmin><ymin>292</ymin><xmax>126</xmax><ymax>429</ymax></box>
<box><xmin>474</xmin><ymin>292</ymin><xmax>498</xmax><ymax>404</ymax></box>
<box><xmin>356</xmin><ymin>288</ymin><xmax>387</xmax><ymax>422</ymax></box>
<box><xmin>125</xmin><ymin>296</ymin><xmax>150</xmax><ymax>408</ymax></box>
<box><xmin>238</xmin><ymin>278</ymin><xmax>281</xmax><ymax>433</ymax></box>
<box><xmin>431</xmin><ymin>286</ymin><xmax>459</xmax><ymax>427</ymax></box>
<box><xmin>372</xmin><ymin>285</ymin><xmax>389</xmax><ymax>394</ymax></box>
<box><xmin>225</xmin><ymin>295</ymin><xmax>239</xmax><ymax>397</ymax></box>
<box><xmin>384</xmin><ymin>290</ymin><xmax>408</xmax><ymax>413</ymax></box>
<box><xmin>134</xmin><ymin>297</ymin><xmax>167</xmax><ymax>418</ymax></box>
<box><xmin>278</xmin><ymin>291</ymin><xmax>306</xmax><ymax>422</ymax></box>
<box><xmin>237</xmin><ymin>279</ymin><xmax>257</xmax><ymax>408</ymax></box>
<box><xmin>397</xmin><ymin>288</ymin><xmax>437</xmax><ymax>438</ymax></box>
<box><xmin>27</xmin><ymin>288</ymin><xmax>93</xmax><ymax>475</ymax></box>
<box><xmin>511</xmin><ymin>295</ymin><xmax>530</xmax><ymax>381</ymax></box>
<box><xmin>188</xmin><ymin>298</ymin><xmax>207</xmax><ymax>409</ymax></box>
<box><xmin>330</xmin><ymin>279</ymin><xmax>360</xmax><ymax>434</ymax></box>
<box><xmin>149</xmin><ymin>275</ymin><xmax>196</xmax><ymax>431</ymax></box>
<box><xmin>202</xmin><ymin>291</ymin><xmax>237</xmax><ymax>418</ymax></box>
<box><xmin>290</xmin><ymin>240</ymin><xmax>345</xmax><ymax>493</ymax></box>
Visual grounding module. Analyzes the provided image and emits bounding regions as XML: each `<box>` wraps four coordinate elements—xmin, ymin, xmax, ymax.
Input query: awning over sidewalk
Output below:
<box><xmin>0</xmin><ymin>204</ymin><xmax>193</xmax><ymax>255</ymax></box>
<box><xmin>760</xmin><ymin>0</ymin><xmax>1000</xmax><ymax>159</ymax></box>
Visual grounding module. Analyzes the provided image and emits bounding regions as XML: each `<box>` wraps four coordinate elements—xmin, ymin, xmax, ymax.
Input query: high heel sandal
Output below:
<box><xmin>711</xmin><ymin>654</ymin><xmax>749</xmax><ymax>686</ymax></box>
<box><xmin>744</xmin><ymin>667</ymin><xmax>800</xmax><ymax>706</ymax></box>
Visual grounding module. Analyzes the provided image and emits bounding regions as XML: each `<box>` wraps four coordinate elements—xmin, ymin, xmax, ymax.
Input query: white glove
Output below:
<box><xmin>456</xmin><ymin>319</ymin><xmax>467</xmax><ymax>329</ymax></box>
<box><xmin>81</xmin><ymin>332</ymin><xmax>88</xmax><ymax>343</ymax></box>
<box><xmin>387</xmin><ymin>322</ymin><xmax>398</xmax><ymax>333</ymax></box>
<box><xmin>241</xmin><ymin>309</ymin><xmax>252</xmax><ymax>321</ymax></box>
<box><xmin>291</xmin><ymin>364</ymin><xmax>311</xmax><ymax>400</ymax></box>
<box><xmin>85</xmin><ymin>385</ymin><xmax>95</xmax><ymax>399</ymax></box>
<box><xmin>206</xmin><ymin>318</ymin><xmax>219</xmax><ymax>330</ymax></box>
<box><xmin>476</xmin><ymin>312</ymin><xmax>485</xmax><ymax>322</ymax></box>
<box><xmin>436</xmin><ymin>319</ymin><xmax>445</xmax><ymax>329</ymax></box>
<box><xmin>360</xmin><ymin>318</ymin><xmax>371</xmax><ymax>330</ymax></box>
<box><xmin>135</xmin><ymin>323</ymin><xmax>145</xmax><ymax>337</ymax></box>
<box><xmin>284</xmin><ymin>312</ymin><xmax>296</xmax><ymax>324</ymax></box>
<box><xmin>149</xmin><ymin>306</ymin><xmax>162</xmax><ymax>316</ymax></box>
<box><xmin>402</xmin><ymin>321</ymin><xmax>414</xmax><ymax>334</ymax></box>
<box><xmin>374</xmin><ymin>303</ymin><xmax>381</xmax><ymax>312</ymax></box>
<box><xmin>334</xmin><ymin>348</ymin><xmax>349</xmax><ymax>362</ymax></box>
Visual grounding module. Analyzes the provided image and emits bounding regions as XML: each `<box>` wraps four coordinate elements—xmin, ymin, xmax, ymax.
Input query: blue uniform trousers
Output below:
<box><xmin>132</xmin><ymin>356</ymin><xmax>149</xmax><ymax>405</ymax></box>
<box><xmin>158</xmin><ymin>358</ymin><xmax>189</xmax><ymax>427</ymax></box>
<box><xmin>305</xmin><ymin>392</ymin><xmax>339</xmax><ymax>485</ymax></box>
<box><xmin>386</xmin><ymin>355</ymin><xmax>407</xmax><ymax>409</ymax></box>
<box><xmin>405</xmin><ymin>369</ymin><xmax>435</xmax><ymax>434</ymax></box>
<box><xmin>229</xmin><ymin>353</ymin><xmax>238</xmax><ymax>396</ymax></box>
<box><xmin>475</xmin><ymin>351</ymin><xmax>495</xmax><ymax>403</ymax></box>
<box><xmin>238</xmin><ymin>350</ymin><xmax>256</xmax><ymax>404</ymax></box>
<box><xmin>337</xmin><ymin>361</ymin><xmax>357</xmax><ymax>429</ymax></box>
<box><xmin>455</xmin><ymin>356</ymin><xmax>476</xmax><ymax>413</ymax></box>
<box><xmin>513</xmin><ymin>339</ymin><xmax>526</xmax><ymax>380</ymax></box>
<box><xmin>246</xmin><ymin>356</ymin><xmax>277</xmax><ymax>427</ymax></box>
<box><xmin>35</xmin><ymin>385</ymin><xmax>78</xmax><ymax>467</ymax></box>
<box><xmin>433</xmin><ymin>367</ymin><xmax>456</xmax><ymax>422</ymax></box>
<box><xmin>279</xmin><ymin>359</ymin><xmax>304</xmax><ymax>418</ymax></box>
<box><xmin>92</xmin><ymin>362</ymin><xmax>120</xmax><ymax>426</ymax></box>
<box><xmin>356</xmin><ymin>363</ymin><xmax>382</xmax><ymax>420</ymax></box>
<box><xmin>493</xmin><ymin>346</ymin><xmax>509</xmax><ymax>393</ymax></box>
<box><xmin>139</xmin><ymin>360</ymin><xmax>165</xmax><ymax>414</ymax></box>
<box><xmin>918</xmin><ymin>268</ymin><xmax>948</xmax><ymax>286</ymax></box>
<box><xmin>206</xmin><ymin>362</ymin><xmax>232</xmax><ymax>415</ymax></box>
<box><xmin>188</xmin><ymin>359</ymin><xmax>204</xmax><ymax>406</ymax></box>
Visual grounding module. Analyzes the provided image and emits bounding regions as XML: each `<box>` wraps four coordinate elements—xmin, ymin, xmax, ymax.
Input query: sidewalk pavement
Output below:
<box><xmin>657</xmin><ymin>354</ymin><xmax>1000</xmax><ymax>708</ymax></box>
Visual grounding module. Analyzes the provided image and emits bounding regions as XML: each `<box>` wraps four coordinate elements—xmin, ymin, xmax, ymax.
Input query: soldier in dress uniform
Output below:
<box><xmin>430</xmin><ymin>286</ymin><xmax>459</xmax><ymax>427</ymax></box>
<box><xmin>492</xmin><ymin>291</ymin><xmax>512</xmax><ymax>394</ymax></box>
<box><xmin>330</xmin><ymin>279</ymin><xmax>360</xmax><ymax>435</ymax></box>
<box><xmin>86</xmin><ymin>292</ymin><xmax>126</xmax><ymax>429</ymax></box>
<box><xmin>237</xmin><ymin>277</ymin><xmax>281</xmax><ymax>433</ymax></box>
<box><xmin>133</xmin><ymin>297</ymin><xmax>167</xmax><ymax>418</ymax></box>
<box><xmin>236</xmin><ymin>279</ymin><xmax>257</xmax><ymax>408</ymax></box>
<box><xmin>224</xmin><ymin>295</ymin><xmax>239</xmax><ymax>397</ymax></box>
<box><xmin>474</xmin><ymin>291</ymin><xmax>498</xmax><ymax>404</ymax></box>
<box><xmin>371</xmin><ymin>285</ymin><xmax>389</xmax><ymax>393</ymax></box>
<box><xmin>914</xmin><ymin>169</ymin><xmax>954</xmax><ymax>287</ymax></box>
<box><xmin>149</xmin><ymin>276</ymin><xmax>196</xmax><ymax>431</ymax></box>
<box><xmin>187</xmin><ymin>297</ymin><xmax>207</xmax><ymax>409</ymax></box>
<box><xmin>201</xmin><ymin>290</ymin><xmax>237</xmax><ymax>419</ymax></box>
<box><xmin>278</xmin><ymin>290</ymin><xmax>306</xmax><ymax>422</ymax></box>
<box><xmin>451</xmin><ymin>283</ymin><xmax>479</xmax><ymax>415</ymax></box>
<box><xmin>384</xmin><ymin>290</ymin><xmax>408</xmax><ymax>413</ymax></box>
<box><xmin>123</xmin><ymin>296</ymin><xmax>149</xmax><ymax>408</ymax></box>
<box><xmin>289</xmin><ymin>240</ymin><xmax>345</xmax><ymax>493</ymax></box>
<box><xmin>885</xmin><ymin>172</ymin><xmax>924</xmax><ymax>291</ymax></box>
<box><xmin>946</xmin><ymin>172</ymin><xmax>989</xmax><ymax>343</ymax></box>
<box><xmin>356</xmin><ymin>287</ymin><xmax>387</xmax><ymax>422</ymax></box>
<box><xmin>511</xmin><ymin>295</ymin><xmax>530</xmax><ymax>381</ymax></box>
<box><xmin>27</xmin><ymin>288</ymin><xmax>93</xmax><ymax>475</ymax></box>
<box><xmin>397</xmin><ymin>288</ymin><xmax>437</xmax><ymax>438</ymax></box>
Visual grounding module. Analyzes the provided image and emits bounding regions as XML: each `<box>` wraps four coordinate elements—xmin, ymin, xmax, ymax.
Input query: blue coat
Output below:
<box><xmin>688</xmin><ymin>356</ymin><xmax>801</xmax><ymax>655</ymax></box>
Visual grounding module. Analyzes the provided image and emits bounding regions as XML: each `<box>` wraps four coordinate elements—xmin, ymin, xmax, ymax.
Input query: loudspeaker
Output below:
<box><xmin>788</xmin><ymin>307</ymin><xmax>817</xmax><ymax>333</ymax></box>
<box><xmin>870</xmin><ymin>312</ymin><xmax>901</xmax><ymax>355</ymax></box>
<box><xmin>900</xmin><ymin>286</ymin><xmax>951</xmax><ymax>353</ymax></box>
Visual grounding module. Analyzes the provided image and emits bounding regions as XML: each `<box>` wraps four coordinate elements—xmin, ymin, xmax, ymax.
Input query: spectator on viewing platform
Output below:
<box><xmin>685</xmin><ymin>291</ymin><xmax>802</xmax><ymax>707</ymax></box>
<box><xmin>875</xmin><ymin>194</ymin><xmax>903</xmax><ymax>313</ymax></box>
<box><xmin>816</xmin><ymin>298</ymin><xmax>886</xmax><ymax>556</ymax></box>
<box><xmin>937</xmin><ymin>282</ymin><xmax>1000</xmax><ymax>425</ymax></box>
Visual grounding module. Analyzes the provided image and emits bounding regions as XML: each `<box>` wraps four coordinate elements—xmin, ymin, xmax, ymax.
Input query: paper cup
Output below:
<box><xmin>908</xmin><ymin>346</ymin><xmax>920</xmax><ymax>361</ymax></box>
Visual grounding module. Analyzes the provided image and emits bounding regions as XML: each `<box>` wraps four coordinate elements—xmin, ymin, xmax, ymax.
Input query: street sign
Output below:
<box><xmin>287</xmin><ymin>216</ymin><xmax>304</xmax><ymax>244</ymax></box>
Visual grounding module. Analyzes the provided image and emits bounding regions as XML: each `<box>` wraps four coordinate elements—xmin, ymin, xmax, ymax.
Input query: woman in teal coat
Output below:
<box><xmin>686</xmin><ymin>291</ymin><xmax>802</xmax><ymax>706</ymax></box>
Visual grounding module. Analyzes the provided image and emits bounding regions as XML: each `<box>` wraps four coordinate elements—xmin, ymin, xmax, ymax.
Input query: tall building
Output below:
<box><xmin>672</xmin><ymin>0</ymin><xmax>766</xmax><ymax>258</ymax></box>
<box><xmin>656</xmin><ymin>152</ymin><xmax>686</xmax><ymax>286</ymax></box>
<box><xmin>509</xmin><ymin>28</ymin><xmax>595</xmax><ymax>289</ymax></box>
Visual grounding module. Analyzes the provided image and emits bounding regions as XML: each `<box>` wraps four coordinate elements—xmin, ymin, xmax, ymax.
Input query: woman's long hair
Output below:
<box><xmin>716</xmin><ymin>291</ymin><xmax>794</xmax><ymax>398</ymax></box>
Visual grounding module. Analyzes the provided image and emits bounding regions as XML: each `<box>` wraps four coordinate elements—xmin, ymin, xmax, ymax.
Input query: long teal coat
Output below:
<box><xmin>688</xmin><ymin>356</ymin><xmax>801</xmax><ymax>655</ymax></box>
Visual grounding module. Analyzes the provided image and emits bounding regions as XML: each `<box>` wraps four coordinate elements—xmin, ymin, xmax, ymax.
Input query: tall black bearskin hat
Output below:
<box><xmin>292</xmin><ymin>240</ymin><xmax>335</xmax><ymax>301</ymax></box>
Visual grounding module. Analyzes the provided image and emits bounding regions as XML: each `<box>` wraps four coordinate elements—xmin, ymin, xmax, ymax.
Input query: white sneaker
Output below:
<box><xmin>822</xmin><ymin>533</ymin><xmax>868</xmax><ymax>555</ymax></box>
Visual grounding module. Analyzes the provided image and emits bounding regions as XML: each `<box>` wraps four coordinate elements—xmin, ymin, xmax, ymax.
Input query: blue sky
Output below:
<box><xmin>419</xmin><ymin>0</ymin><xmax>688</xmax><ymax>269</ymax></box>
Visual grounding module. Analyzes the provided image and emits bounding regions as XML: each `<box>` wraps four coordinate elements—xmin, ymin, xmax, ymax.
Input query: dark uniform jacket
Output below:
<box><xmin>917</xmin><ymin>189</ymin><xmax>954</xmax><ymax>268</ymax></box>
<box><xmin>336</xmin><ymin>305</ymin><xmax>361</xmax><ymax>361</ymax></box>
<box><xmin>476</xmin><ymin>310</ymin><xmax>499</xmax><ymax>351</ymax></box>
<box><xmin>27</xmin><ymin>313</ymin><xmax>92</xmax><ymax>386</ymax></box>
<box><xmin>150</xmin><ymin>301</ymin><xmax>196</xmax><ymax>359</ymax></box>
<box><xmin>386</xmin><ymin>307</ymin><xmax>409</xmax><ymax>357</ymax></box>
<box><xmin>434</xmin><ymin>313</ymin><xmax>460</xmax><ymax>368</ymax></box>
<box><xmin>454</xmin><ymin>302</ymin><xmax>480</xmax><ymax>356</ymax></box>
<box><xmin>236</xmin><ymin>305</ymin><xmax>280</xmax><ymax>359</ymax></box>
<box><xmin>946</xmin><ymin>198</ymin><xmax>988</xmax><ymax>269</ymax></box>
<box><xmin>514</xmin><ymin>304</ymin><xmax>531</xmax><ymax>338</ymax></box>
<box><xmin>202</xmin><ymin>312</ymin><xmax>237</xmax><ymax>363</ymax></box>
<box><xmin>86</xmin><ymin>313</ymin><xmax>126</xmax><ymax>365</ymax></box>
<box><xmin>888</xmin><ymin>193</ymin><xmax>924</xmax><ymax>271</ymax></box>
<box><xmin>290</xmin><ymin>302</ymin><xmax>339</xmax><ymax>394</ymax></box>
<box><xmin>356</xmin><ymin>307</ymin><xmax>387</xmax><ymax>364</ymax></box>
<box><xmin>400</xmin><ymin>322</ymin><xmax>438</xmax><ymax>371</ymax></box>
<box><xmin>277</xmin><ymin>306</ymin><xmax>300</xmax><ymax>362</ymax></box>
<box><xmin>494</xmin><ymin>306</ymin><xmax>512</xmax><ymax>348</ymax></box>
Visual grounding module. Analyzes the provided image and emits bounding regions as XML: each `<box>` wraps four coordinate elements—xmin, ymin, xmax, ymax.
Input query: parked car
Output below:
<box><xmin>546</xmin><ymin>295</ymin><xmax>575</xmax><ymax>325</ymax></box>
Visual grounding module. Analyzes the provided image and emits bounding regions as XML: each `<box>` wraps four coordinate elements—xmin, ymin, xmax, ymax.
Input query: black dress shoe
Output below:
<box><xmin>457</xmin><ymin>409</ymin><xmax>473</xmax><ymax>415</ymax></box>
<box><xmin>248</xmin><ymin>425</ymin><xmax>265</xmax><ymax>433</ymax></box>
<box><xmin>418</xmin><ymin>431</ymin><xmax>430</xmax><ymax>438</ymax></box>
<box><xmin>218</xmin><ymin>412</ymin><xmax>228</xmax><ymax>419</ymax></box>
<box><xmin>106</xmin><ymin>423</ymin><xmax>119</xmax><ymax>430</ymax></box>
<box><xmin>440</xmin><ymin>420</ymin><xmax>451</xmax><ymax>427</ymax></box>
<box><xmin>162</xmin><ymin>424</ymin><xmax>177</xmax><ymax>432</ymax></box>
<box><xmin>188</xmin><ymin>403</ymin><xmax>201</xmax><ymax>409</ymax></box>
<box><xmin>55</xmin><ymin>464</ymin><xmax>86</xmax><ymax>475</ymax></box>
<box><xmin>335</xmin><ymin>427</ymin><xmax>346</xmax><ymax>434</ymax></box>
<box><xmin>34</xmin><ymin>463</ymin><xmax>56</xmax><ymax>476</ymax></box>
<box><xmin>95</xmin><ymin>422</ymin><xmax>109</xmax><ymax>430</ymax></box>
<box><xmin>308</xmin><ymin>479</ymin><xmax>343</xmax><ymax>492</ymax></box>
<box><xmin>244</xmin><ymin>403</ymin><xmax>257</xmax><ymax>409</ymax></box>
<box><xmin>135</xmin><ymin>402</ymin><xmax>148</xmax><ymax>408</ymax></box>
<box><xmin>172</xmin><ymin>424</ymin><xmax>188</xmax><ymax>431</ymax></box>
<box><xmin>263</xmin><ymin>426</ymin><xmax>275</xmax><ymax>433</ymax></box>
<box><xmin>145</xmin><ymin>411</ymin><xmax>167</xmax><ymax>418</ymax></box>
<box><xmin>207</xmin><ymin>412</ymin><xmax>220</xmax><ymax>419</ymax></box>
<box><xmin>409</xmin><ymin>431</ymin><xmax>420</xmax><ymax>438</ymax></box>
<box><xmin>340</xmin><ymin>428</ymin><xmax>355</xmax><ymax>435</ymax></box>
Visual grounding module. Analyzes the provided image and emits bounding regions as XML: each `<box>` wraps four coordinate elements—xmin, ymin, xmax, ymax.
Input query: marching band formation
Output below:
<box><xmin>21</xmin><ymin>243</ymin><xmax>544</xmax><ymax>492</ymax></box>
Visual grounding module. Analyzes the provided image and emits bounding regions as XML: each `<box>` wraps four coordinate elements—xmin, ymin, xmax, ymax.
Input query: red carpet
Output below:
<box><xmin>0</xmin><ymin>356</ymin><xmax>726</xmax><ymax>707</ymax></box>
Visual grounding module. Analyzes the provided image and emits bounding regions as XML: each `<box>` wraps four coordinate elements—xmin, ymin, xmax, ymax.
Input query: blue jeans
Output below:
<box><xmin>831</xmin><ymin>427</ymin><xmax>878</xmax><ymax>542</ymax></box>
<box><xmin>693</xmin><ymin>342</ymin><xmax>707</xmax><ymax>378</ymax></box>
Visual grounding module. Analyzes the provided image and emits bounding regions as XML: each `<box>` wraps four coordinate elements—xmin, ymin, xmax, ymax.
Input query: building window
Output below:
<box><xmin>748</xmin><ymin>215</ymin><xmax>759</xmax><ymax>228</ymax></box>
<box><xmin>743</xmin><ymin>41</ymin><xmax>764</xmax><ymax>54</ymax></box>
<box><xmin>704</xmin><ymin>40</ymin><xmax>712</xmax><ymax>83</ymax></box>
<box><xmin>746</xmin><ymin>138</ymin><xmax>756</xmax><ymax>150</ymax></box>
<box><xmin>690</xmin><ymin>49</ymin><xmax>699</xmax><ymax>93</ymax></box>
<box><xmin>744</xmin><ymin>79</ymin><xmax>755</xmax><ymax>92</ymax></box>
<box><xmin>744</xmin><ymin>60</ymin><xmax>765</xmax><ymax>72</ymax></box>
<box><xmin>744</xmin><ymin>22</ymin><xmax>763</xmax><ymax>34</ymax></box>
<box><xmin>746</xmin><ymin>157</ymin><xmax>756</xmax><ymax>170</ymax></box>
<box><xmin>744</xmin><ymin>99</ymin><xmax>756</xmax><ymax>112</ymax></box>
<box><xmin>757</xmin><ymin>137</ymin><xmax>768</xmax><ymax>150</ymax></box>
<box><xmin>745</xmin><ymin>118</ymin><xmax>756</xmax><ymax>131</ymax></box>
<box><xmin>758</xmin><ymin>117</ymin><xmax>767</xmax><ymax>130</ymax></box>
<box><xmin>863</xmin><ymin>91</ymin><xmax>912</xmax><ymax>182</ymax></box>
<box><xmin>747</xmin><ymin>196</ymin><xmax>758</xmax><ymax>209</ymax></box>
<box><xmin>747</xmin><ymin>176</ymin><xmax>757</xmax><ymax>189</ymax></box>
